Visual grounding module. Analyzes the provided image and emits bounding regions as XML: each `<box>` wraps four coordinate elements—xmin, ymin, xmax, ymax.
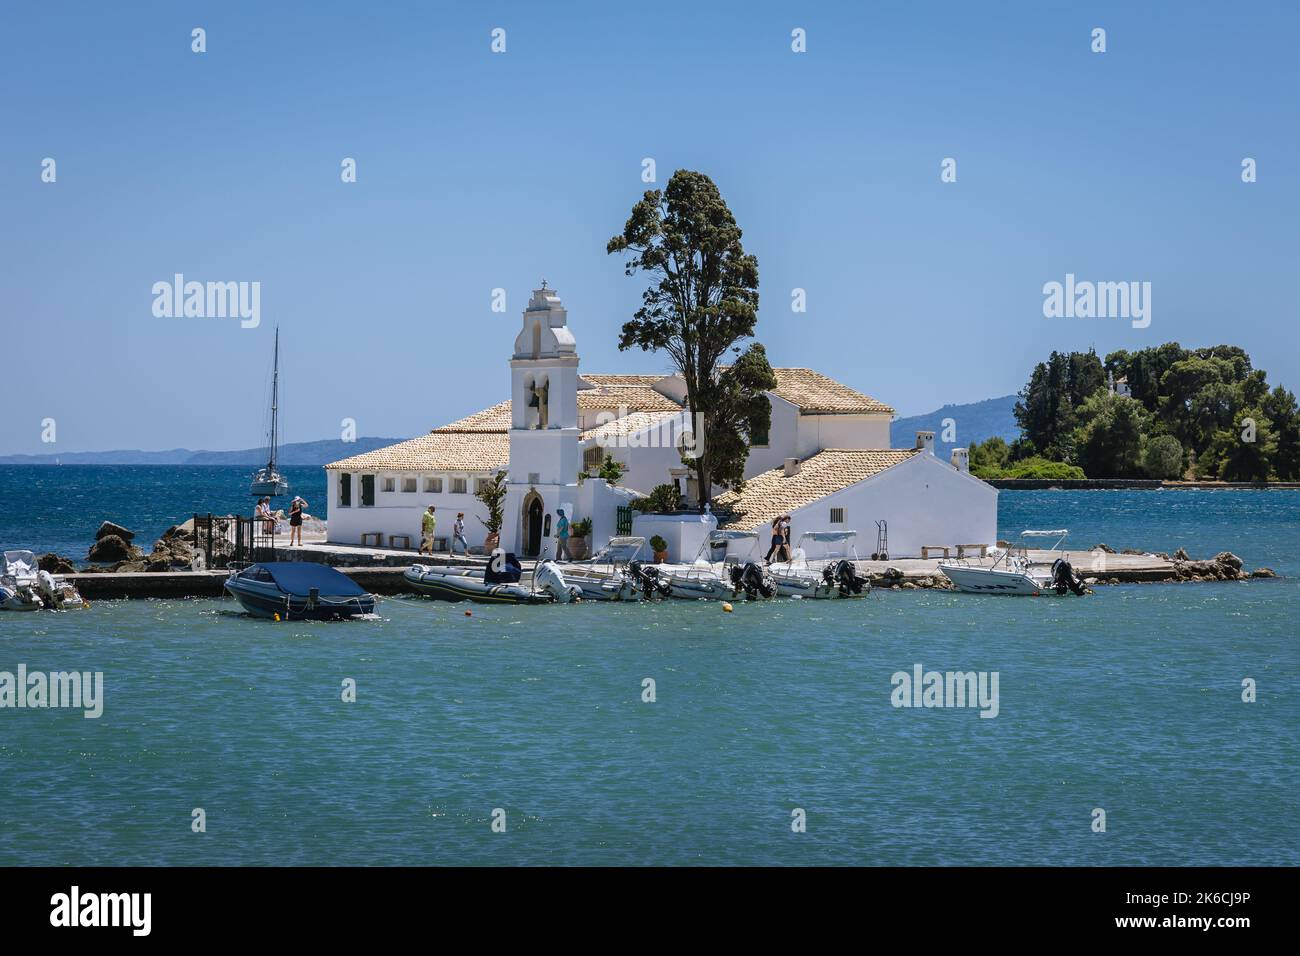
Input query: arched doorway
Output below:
<box><xmin>522</xmin><ymin>493</ymin><xmax>544</xmax><ymax>557</ymax></box>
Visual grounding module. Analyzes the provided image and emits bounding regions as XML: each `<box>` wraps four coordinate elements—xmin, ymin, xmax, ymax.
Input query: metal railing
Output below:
<box><xmin>192</xmin><ymin>513</ymin><xmax>279</xmax><ymax>569</ymax></box>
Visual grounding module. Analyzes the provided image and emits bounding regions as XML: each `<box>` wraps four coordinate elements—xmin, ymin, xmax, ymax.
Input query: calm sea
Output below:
<box><xmin>0</xmin><ymin>467</ymin><xmax>1296</xmax><ymax>865</ymax></box>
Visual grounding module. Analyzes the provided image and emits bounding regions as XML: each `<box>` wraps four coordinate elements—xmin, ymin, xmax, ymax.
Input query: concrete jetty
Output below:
<box><xmin>64</xmin><ymin>547</ymin><xmax>1276</xmax><ymax>601</ymax></box>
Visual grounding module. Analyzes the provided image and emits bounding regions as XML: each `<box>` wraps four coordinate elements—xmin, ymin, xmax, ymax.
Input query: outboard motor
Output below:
<box><xmin>628</xmin><ymin>560</ymin><xmax>672</xmax><ymax>599</ymax></box>
<box><xmin>822</xmin><ymin>559</ymin><xmax>866</xmax><ymax>596</ymax></box>
<box><xmin>533</xmin><ymin>560</ymin><xmax>578</xmax><ymax>603</ymax></box>
<box><xmin>1051</xmin><ymin>557</ymin><xmax>1087</xmax><ymax>596</ymax></box>
<box><xmin>729</xmin><ymin>561</ymin><xmax>775</xmax><ymax>600</ymax></box>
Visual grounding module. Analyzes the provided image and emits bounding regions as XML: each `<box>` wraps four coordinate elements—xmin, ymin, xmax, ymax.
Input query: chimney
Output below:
<box><xmin>950</xmin><ymin>448</ymin><xmax>969</xmax><ymax>473</ymax></box>
<box><xmin>783</xmin><ymin>457</ymin><xmax>801</xmax><ymax>477</ymax></box>
<box><xmin>915</xmin><ymin>431</ymin><xmax>936</xmax><ymax>455</ymax></box>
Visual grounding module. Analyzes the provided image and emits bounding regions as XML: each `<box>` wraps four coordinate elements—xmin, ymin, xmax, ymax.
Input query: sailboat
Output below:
<box><xmin>249</xmin><ymin>327</ymin><xmax>291</xmax><ymax>498</ymax></box>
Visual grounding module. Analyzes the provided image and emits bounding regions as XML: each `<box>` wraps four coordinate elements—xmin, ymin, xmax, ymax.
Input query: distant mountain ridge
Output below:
<box><xmin>4</xmin><ymin>399</ymin><xmax>1020</xmax><ymax>466</ymax></box>
<box><xmin>891</xmin><ymin>395</ymin><xmax>1020</xmax><ymax>461</ymax></box>
<box><xmin>0</xmin><ymin>437</ymin><xmax>405</xmax><ymax>466</ymax></box>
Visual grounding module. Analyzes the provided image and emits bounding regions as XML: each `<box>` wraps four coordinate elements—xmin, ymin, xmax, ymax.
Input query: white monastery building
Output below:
<box><xmin>325</xmin><ymin>284</ymin><xmax>997</xmax><ymax>561</ymax></box>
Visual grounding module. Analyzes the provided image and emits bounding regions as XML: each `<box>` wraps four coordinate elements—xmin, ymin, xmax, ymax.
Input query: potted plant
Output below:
<box><xmin>650</xmin><ymin>534</ymin><xmax>669</xmax><ymax>564</ymax></box>
<box><xmin>568</xmin><ymin>517</ymin><xmax>592</xmax><ymax>560</ymax></box>
<box><xmin>474</xmin><ymin>470</ymin><xmax>507</xmax><ymax>553</ymax></box>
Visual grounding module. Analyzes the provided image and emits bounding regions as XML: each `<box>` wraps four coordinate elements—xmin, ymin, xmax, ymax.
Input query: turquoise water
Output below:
<box><xmin>0</xmin><ymin>465</ymin><xmax>327</xmax><ymax>561</ymax></box>
<box><xmin>1</xmin><ymin>470</ymin><xmax>1297</xmax><ymax>865</ymax></box>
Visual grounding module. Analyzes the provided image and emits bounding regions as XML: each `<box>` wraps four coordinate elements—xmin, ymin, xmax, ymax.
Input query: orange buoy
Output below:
<box><xmin>722</xmin><ymin>602</ymin><xmax>734</xmax><ymax>613</ymax></box>
<box><xmin>464</xmin><ymin>609</ymin><xmax>473</xmax><ymax>617</ymax></box>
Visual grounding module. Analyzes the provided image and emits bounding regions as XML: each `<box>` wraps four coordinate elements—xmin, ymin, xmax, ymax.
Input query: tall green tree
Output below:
<box><xmin>1262</xmin><ymin>386</ymin><xmax>1300</xmax><ymax>479</ymax></box>
<box><xmin>1204</xmin><ymin>408</ymin><xmax>1277</xmax><ymax>481</ymax></box>
<box><xmin>607</xmin><ymin>170</ymin><xmax>775</xmax><ymax>505</ymax></box>
<box><xmin>1142</xmin><ymin>434</ymin><xmax>1184</xmax><ymax>479</ymax></box>
<box><xmin>1013</xmin><ymin>349</ymin><xmax>1105</xmax><ymax>461</ymax></box>
<box><xmin>1073</xmin><ymin>391</ymin><xmax>1152</xmax><ymax>478</ymax></box>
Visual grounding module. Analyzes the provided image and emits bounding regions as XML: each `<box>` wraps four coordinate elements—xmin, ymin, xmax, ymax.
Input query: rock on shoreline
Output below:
<box><xmin>79</xmin><ymin>516</ymin><xmax>238</xmax><ymax>573</ymax></box>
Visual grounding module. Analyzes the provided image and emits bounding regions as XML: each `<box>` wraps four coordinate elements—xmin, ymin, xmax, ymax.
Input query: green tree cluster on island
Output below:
<box><xmin>970</xmin><ymin>344</ymin><xmax>1300</xmax><ymax>481</ymax></box>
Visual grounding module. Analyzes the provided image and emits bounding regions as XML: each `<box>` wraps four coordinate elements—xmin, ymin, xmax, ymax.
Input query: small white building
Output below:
<box><xmin>324</xmin><ymin>283</ymin><xmax>997</xmax><ymax>559</ymax></box>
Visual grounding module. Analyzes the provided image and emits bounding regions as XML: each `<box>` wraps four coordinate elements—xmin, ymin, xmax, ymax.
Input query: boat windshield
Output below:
<box><xmin>1020</xmin><ymin>530</ymin><xmax>1070</xmax><ymax>552</ymax></box>
<box><xmin>594</xmin><ymin>537</ymin><xmax>645</xmax><ymax>564</ymax></box>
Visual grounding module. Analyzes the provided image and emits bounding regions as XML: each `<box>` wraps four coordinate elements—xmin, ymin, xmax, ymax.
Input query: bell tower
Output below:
<box><xmin>501</xmin><ymin>282</ymin><xmax>581</xmax><ymax>557</ymax></box>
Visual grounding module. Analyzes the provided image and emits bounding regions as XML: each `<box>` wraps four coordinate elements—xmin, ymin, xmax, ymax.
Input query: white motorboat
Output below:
<box><xmin>1</xmin><ymin>550</ymin><xmax>86</xmax><ymax>611</ymax></box>
<box><xmin>558</xmin><ymin>536</ymin><xmax>653</xmax><ymax>601</ymax></box>
<box><xmin>664</xmin><ymin>530</ymin><xmax>775</xmax><ymax>601</ymax></box>
<box><xmin>36</xmin><ymin>568</ymin><xmax>88</xmax><ymax>610</ymax></box>
<box><xmin>939</xmin><ymin>530</ymin><xmax>1088</xmax><ymax>596</ymax></box>
<box><xmin>768</xmin><ymin>531</ymin><xmax>871</xmax><ymax>599</ymax></box>
<box><xmin>1</xmin><ymin>551</ymin><xmax>43</xmax><ymax>610</ymax></box>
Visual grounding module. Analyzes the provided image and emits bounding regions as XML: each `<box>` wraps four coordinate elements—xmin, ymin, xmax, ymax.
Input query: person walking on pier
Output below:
<box><xmin>452</xmin><ymin>512</ymin><xmax>469</xmax><ymax>556</ymax></box>
<box><xmin>778</xmin><ymin>514</ymin><xmax>792</xmax><ymax>563</ymax></box>
<box><xmin>420</xmin><ymin>505</ymin><xmax>437</xmax><ymax>555</ymax></box>
<box><xmin>764</xmin><ymin>515</ymin><xmax>784</xmax><ymax>564</ymax></box>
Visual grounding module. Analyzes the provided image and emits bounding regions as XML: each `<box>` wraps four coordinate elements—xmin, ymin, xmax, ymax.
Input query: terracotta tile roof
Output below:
<box><xmin>714</xmin><ymin>448</ymin><xmax>918</xmax><ymax>529</ymax></box>
<box><xmin>325</xmin><ymin>432</ymin><xmax>509</xmax><ymax>472</ymax></box>
<box><xmin>579</xmin><ymin>373</ymin><xmax>668</xmax><ymax>387</ymax></box>
<box><xmin>580</xmin><ymin>410</ymin><xmax>685</xmax><ymax>443</ymax></box>
<box><xmin>577</xmin><ymin>382</ymin><xmax>681</xmax><ymax>413</ymax></box>
<box><xmin>437</xmin><ymin>400</ymin><xmax>512</xmax><ymax>432</ymax></box>
<box><xmin>770</xmin><ymin>368</ymin><xmax>894</xmax><ymax>415</ymax></box>
<box><xmin>324</xmin><ymin>366</ymin><xmax>891</xmax><ymax>471</ymax></box>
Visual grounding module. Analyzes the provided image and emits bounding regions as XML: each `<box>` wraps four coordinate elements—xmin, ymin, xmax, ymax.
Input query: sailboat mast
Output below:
<box><xmin>268</xmin><ymin>326</ymin><xmax>279</xmax><ymax>470</ymax></box>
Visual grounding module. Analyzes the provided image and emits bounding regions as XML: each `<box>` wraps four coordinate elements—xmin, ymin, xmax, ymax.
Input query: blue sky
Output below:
<box><xmin>2</xmin><ymin>0</ymin><xmax>1297</xmax><ymax>453</ymax></box>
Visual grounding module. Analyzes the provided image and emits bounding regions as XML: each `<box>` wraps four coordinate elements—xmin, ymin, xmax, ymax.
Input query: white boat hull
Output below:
<box><xmin>939</xmin><ymin>563</ymin><xmax>1048</xmax><ymax>595</ymax></box>
<box><xmin>771</xmin><ymin>575</ymin><xmax>864</xmax><ymax>599</ymax></box>
<box><xmin>665</xmin><ymin>571</ymin><xmax>734</xmax><ymax>601</ymax></box>
<box><xmin>561</xmin><ymin>569</ymin><xmax>642</xmax><ymax>602</ymax></box>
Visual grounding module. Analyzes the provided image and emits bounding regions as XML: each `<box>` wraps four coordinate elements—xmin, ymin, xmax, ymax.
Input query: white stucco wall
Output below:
<box><xmin>326</xmin><ymin>469</ymin><xmax>496</xmax><ymax>549</ymax></box>
<box><xmin>729</xmin><ymin>452</ymin><xmax>998</xmax><ymax>559</ymax></box>
<box><xmin>742</xmin><ymin>396</ymin><xmax>801</xmax><ymax>478</ymax></box>
<box><xmin>795</xmin><ymin>413</ymin><xmax>892</xmax><ymax>457</ymax></box>
<box><xmin>630</xmin><ymin>512</ymin><xmax>719</xmax><ymax>564</ymax></box>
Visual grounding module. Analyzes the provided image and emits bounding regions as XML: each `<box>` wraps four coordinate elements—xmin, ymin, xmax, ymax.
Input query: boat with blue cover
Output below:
<box><xmin>224</xmin><ymin>562</ymin><xmax>376</xmax><ymax>619</ymax></box>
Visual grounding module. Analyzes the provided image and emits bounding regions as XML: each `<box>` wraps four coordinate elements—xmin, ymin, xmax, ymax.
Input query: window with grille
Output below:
<box><xmin>424</xmin><ymin>476</ymin><xmax>442</xmax><ymax>493</ymax></box>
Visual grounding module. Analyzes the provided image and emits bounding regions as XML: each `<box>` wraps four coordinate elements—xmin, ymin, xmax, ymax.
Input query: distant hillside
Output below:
<box><xmin>0</xmin><ymin>437</ymin><xmax>405</xmax><ymax>466</ymax></box>
<box><xmin>891</xmin><ymin>395</ymin><xmax>1020</xmax><ymax>461</ymax></box>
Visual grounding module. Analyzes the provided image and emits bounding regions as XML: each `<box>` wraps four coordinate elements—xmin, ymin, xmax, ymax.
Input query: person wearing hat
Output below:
<box><xmin>452</xmin><ymin>512</ymin><xmax>469</xmax><ymax>556</ymax></box>
<box><xmin>288</xmin><ymin>495</ymin><xmax>306</xmax><ymax>546</ymax></box>
<box><xmin>554</xmin><ymin>508</ymin><xmax>571</xmax><ymax>561</ymax></box>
